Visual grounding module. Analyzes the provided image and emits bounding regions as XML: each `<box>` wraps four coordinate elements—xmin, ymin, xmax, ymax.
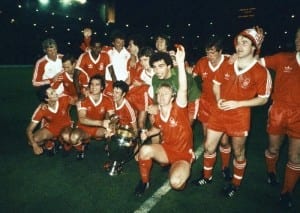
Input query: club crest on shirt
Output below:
<box><xmin>283</xmin><ymin>66</ymin><xmax>292</xmax><ymax>73</ymax></box>
<box><xmin>224</xmin><ymin>72</ymin><xmax>230</xmax><ymax>80</ymax></box>
<box><xmin>88</xmin><ymin>64</ymin><xmax>93</xmax><ymax>69</ymax></box>
<box><xmin>239</xmin><ymin>77</ymin><xmax>251</xmax><ymax>89</ymax></box>
<box><xmin>169</xmin><ymin>117</ymin><xmax>177</xmax><ymax>127</ymax></box>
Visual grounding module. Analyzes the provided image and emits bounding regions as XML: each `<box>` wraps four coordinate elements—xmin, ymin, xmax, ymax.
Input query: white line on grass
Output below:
<box><xmin>134</xmin><ymin>146</ymin><xmax>204</xmax><ymax>213</ymax></box>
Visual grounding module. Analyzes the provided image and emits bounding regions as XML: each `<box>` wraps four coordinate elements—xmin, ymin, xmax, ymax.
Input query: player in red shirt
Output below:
<box><xmin>191</xmin><ymin>37</ymin><xmax>232</xmax><ymax>181</ymax></box>
<box><xmin>26</xmin><ymin>85</ymin><xmax>74</xmax><ymax>156</ymax></box>
<box><xmin>262</xmin><ymin>27</ymin><xmax>300</xmax><ymax>208</ymax></box>
<box><xmin>112</xmin><ymin>81</ymin><xmax>138</xmax><ymax>135</ymax></box>
<box><xmin>32</xmin><ymin>38</ymin><xmax>64</xmax><ymax>95</ymax></box>
<box><xmin>126</xmin><ymin>47</ymin><xmax>155</xmax><ymax>130</ymax></box>
<box><xmin>70</xmin><ymin>75</ymin><xmax>115</xmax><ymax>159</ymax></box>
<box><xmin>134</xmin><ymin>45</ymin><xmax>195</xmax><ymax>196</ymax></box>
<box><xmin>74</xmin><ymin>39</ymin><xmax>110</xmax><ymax>99</ymax></box>
<box><xmin>52</xmin><ymin>54</ymin><xmax>88</xmax><ymax>100</ymax></box>
<box><xmin>193</xmin><ymin>28</ymin><xmax>272</xmax><ymax>197</ymax></box>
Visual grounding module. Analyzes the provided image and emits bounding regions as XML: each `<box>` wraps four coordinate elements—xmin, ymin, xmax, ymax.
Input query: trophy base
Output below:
<box><xmin>104</xmin><ymin>161</ymin><xmax>123</xmax><ymax>176</ymax></box>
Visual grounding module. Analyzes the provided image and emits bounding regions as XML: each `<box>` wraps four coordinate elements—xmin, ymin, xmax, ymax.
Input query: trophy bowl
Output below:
<box><xmin>104</xmin><ymin>125</ymin><xmax>137</xmax><ymax>176</ymax></box>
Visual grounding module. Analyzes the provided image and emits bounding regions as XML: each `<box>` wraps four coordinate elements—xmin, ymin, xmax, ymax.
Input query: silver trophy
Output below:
<box><xmin>104</xmin><ymin>125</ymin><xmax>138</xmax><ymax>176</ymax></box>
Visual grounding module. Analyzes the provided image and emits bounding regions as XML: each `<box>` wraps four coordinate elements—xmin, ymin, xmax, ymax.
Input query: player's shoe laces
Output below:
<box><xmin>191</xmin><ymin>176</ymin><xmax>212</xmax><ymax>186</ymax></box>
<box><xmin>279</xmin><ymin>192</ymin><xmax>293</xmax><ymax>208</ymax></box>
<box><xmin>221</xmin><ymin>167</ymin><xmax>233</xmax><ymax>181</ymax></box>
<box><xmin>267</xmin><ymin>172</ymin><xmax>279</xmax><ymax>185</ymax></box>
<box><xmin>76</xmin><ymin>151</ymin><xmax>85</xmax><ymax>160</ymax></box>
<box><xmin>223</xmin><ymin>184</ymin><xmax>238</xmax><ymax>198</ymax></box>
<box><xmin>134</xmin><ymin>180</ymin><xmax>149</xmax><ymax>197</ymax></box>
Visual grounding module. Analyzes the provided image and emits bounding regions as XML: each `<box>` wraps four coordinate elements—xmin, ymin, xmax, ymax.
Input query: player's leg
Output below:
<box><xmin>265</xmin><ymin>134</ymin><xmax>284</xmax><ymax>185</ymax></box>
<box><xmin>32</xmin><ymin>128</ymin><xmax>54</xmax><ymax>155</ymax></box>
<box><xmin>280</xmin><ymin>137</ymin><xmax>300</xmax><ymax>208</ymax></box>
<box><xmin>134</xmin><ymin>144</ymin><xmax>168</xmax><ymax>196</ymax></box>
<box><xmin>169</xmin><ymin>160</ymin><xmax>191</xmax><ymax>190</ymax></box>
<box><xmin>219</xmin><ymin>134</ymin><xmax>232</xmax><ymax>180</ymax></box>
<box><xmin>192</xmin><ymin>129</ymin><xmax>223</xmax><ymax>186</ymax></box>
<box><xmin>223</xmin><ymin>136</ymin><xmax>247</xmax><ymax>197</ymax></box>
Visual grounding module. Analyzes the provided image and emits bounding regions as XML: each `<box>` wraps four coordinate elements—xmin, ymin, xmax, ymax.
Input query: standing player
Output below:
<box><xmin>70</xmin><ymin>75</ymin><xmax>115</xmax><ymax>159</ymax></box>
<box><xmin>191</xmin><ymin>37</ymin><xmax>232</xmax><ymax>182</ymax></box>
<box><xmin>193</xmin><ymin>28</ymin><xmax>272</xmax><ymax>197</ymax></box>
<box><xmin>26</xmin><ymin>85</ymin><xmax>74</xmax><ymax>155</ymax></box>
<box><xmin>104</xmin><ymin>31</ymin><xmax>131</xmax><ymax>97</ymax></box>
<box><xmin>134</xmin><ymin>45</ymin><xmax>195</xmax><ymax>196</ymax></box>
<box><xmin>32</xmin><ymin>38</ymin><xmax>64</xmax><ymax>95</ymax></box>
<box><xmin>262</xmin><ymin>27</ymin><xmax>300</xmax><ymax>208</ymax></box>
<box><xmin>74</xmin><ymin>38</ymin><xmax>110</xmax><ymax>99</ymax></box>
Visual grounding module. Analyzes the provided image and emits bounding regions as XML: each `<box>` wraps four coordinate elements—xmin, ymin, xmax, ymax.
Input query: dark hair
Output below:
<box><xmin>36</xmin><ymin>85</ymin><xmax>51</xmax><ymax>103</ymax></box>
<box><xmin>138</xmin><ymin>46</ymin><xmax>154</xmax><ymax>58</ymax></box>
<box><xmin>205</xmin><ymin>36</ymin><xmax>224</xmax><ymax>52</ymax></box>
<box><xmin>90</xmin><ymin>37</ymin><xmax>102</xmax><ymax>47</ymax></box>
<box><xmin>110</xmin><ymin>30</ymin><xmax>126</xmax><ymax>42</ymax></box>
<box><xmin>88</xmin><ymin>74</ymin><xmax>105</xmax><ymax>89</ymax></box>
<box><xmin>113</xmin><ymin>80</ymin><xmax>129</xmax><ymax>94</ymax></box>
<box><xmin>150</xmin><ymin>51</ymin><xmax>173</xmax><ymax>68</ymax></box>
<box><xmin>62</xmin><ymin>53</ymin><xmax>76</xmax><ymax>64</ymax></box>
<box><xmin>155</xmin><ymin>34</ymin><xmax>170</xmax><ymax>47</ymax></box>
<box><xmin>127</xmin><ymin>33</ymin><xmax>145</xmax><ymax>49</ymax></box>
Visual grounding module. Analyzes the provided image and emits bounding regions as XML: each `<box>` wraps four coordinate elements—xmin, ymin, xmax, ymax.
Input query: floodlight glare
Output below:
<box><xmin>39</xmin><ymin>0</ymin><xmax>49</xmax><ymax>6</ymax></box>
<box><xmin>76</xmin><ymin>0</ymin><xmax>87</xmax><ymax>4</ymax></box>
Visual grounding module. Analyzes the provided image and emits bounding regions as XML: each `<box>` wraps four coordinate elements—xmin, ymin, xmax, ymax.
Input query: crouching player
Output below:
<box><xmin>134</xmin><ymin>45</ymin><xmax>195</xmax><ymax>196</ymax></box>
<box><xmin>26</xmin><ymin>85</ymin><xmax>75</xmax><ymax>156</ymax></box>
<box><xmin>69</xmin><ymin>74</ymin><xmax>115</xmax><ymax>159</ymax></box>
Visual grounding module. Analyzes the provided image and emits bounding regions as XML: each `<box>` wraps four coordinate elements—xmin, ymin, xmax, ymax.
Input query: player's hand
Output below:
<box><xmin>218</xmin><ymin>100</ymin><xmax>240</xmax><ymax>111</ymax></box>
<box><xmin>174</xmin><ymin>44</ymin><xmax>185</xmax><ymax>64</ymax></box>
<box><xmin>147</xmin><ymin>104</ymin><xmax>159</xmax><ymax>115</ymax></box>
<box><xmin>32</xmin><ymin>143</ymin><xmax>43</xmax><ymax>155</ymax></box>
<box><xmin>83</xmin><ymin>28</ymin><xmax>92</xmax><ymax>37</ymax></box>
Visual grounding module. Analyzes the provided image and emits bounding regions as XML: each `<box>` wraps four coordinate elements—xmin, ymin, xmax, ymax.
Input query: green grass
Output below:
<box><xmin>0</xmin><ymin>66</ymin><xmax>298</xmax><ymax>213</ymax></box>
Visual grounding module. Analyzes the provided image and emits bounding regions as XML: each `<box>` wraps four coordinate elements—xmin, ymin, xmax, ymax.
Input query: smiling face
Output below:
<box><xmin>152</xmin><ymin>59</ymin><xmax>171</xmax><ymax>79</ymax></box>
<box><xmin>155</xmin><ymin>36</ymin><xmax>168</xmax><ymax>52</ymax></box>
<box><xmin>113</xmin><ymin>87</ymin><xmax>125</xmax><ymax>104</ymax></box>
<box><xmin>45</xmin><ymin>45</ymin><xmax>58</xmax><ymax>61</ymax></box>
<box><xmin>89</xmin><ymin>78</ymin><xmax>102</xmax><ymax>95</ymax></box>
<box><xmin>113</xmin><ymin>38</ymin><xmax>125</xmax><ymax>52</ymax></box>
<box><xmin>206</xmin><ymin>46</ymin><xmax>222</xmax><ymax>66</ymax></box>
<box><xmin>235</xmin><ymin>35</ymin><xmax>255</xmax><ymax>58</ymax></box>
<box><xmin>45</xmin><ymin>87</ymin><xmax>59</xmax><ymax>102</ymax></box>
<box><xmin>62</xmin><ymin>60</ymin><xmax>75</xmax><ymax>75</ymax></box>
<box><xmin>156</xmin><ymin>86</ymin><xmax>174</xmax><ymax>106</ymax></box>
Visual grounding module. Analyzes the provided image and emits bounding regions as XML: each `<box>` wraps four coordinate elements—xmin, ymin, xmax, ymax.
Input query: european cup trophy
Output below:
<box><xmin>104</xmin><ymin>123</ymin><xmax>138</xmax><ymax>176</ymax></box>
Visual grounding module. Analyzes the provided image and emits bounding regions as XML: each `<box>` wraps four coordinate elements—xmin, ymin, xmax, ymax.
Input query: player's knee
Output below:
<box><xmin>138</xmin><ymin>145</ymin><xmax>152</xmax><ymax>159</ymax></box>
<box><xmin>169</xmin><ymin>176</ymin><xmax>185</xmax><ymax>190</ymax></box>
<box><xmin>70</xmin><ymin>130</ymin><xmax>82</xmax><ymax>145</ymax></box>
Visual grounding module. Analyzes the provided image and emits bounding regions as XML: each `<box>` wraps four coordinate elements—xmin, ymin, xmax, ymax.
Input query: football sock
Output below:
<box><xmin>281</xmin><ymin>162</ymin><xmax>300</xmax><ymax>193</ymax></box>
<box><xmin>203</xmin><ymin>152</ymin><xmax>216</xmax><ymax>179</ymax></box>
<box><xmin>232</xmin><ymin>159</ymin><xmax>247</xmax><ymax>187</ymax></box>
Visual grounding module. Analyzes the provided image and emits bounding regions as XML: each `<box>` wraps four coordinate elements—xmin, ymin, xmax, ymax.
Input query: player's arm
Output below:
<box><xmin>77</xmin><ymin>108</ymin><xmax>108</xmax><ymax>127</ymax></box>
<box><xmin>74</xmin><ymin>68</ymin><xmax>84</xmax><ymax>99</ymax></box>
<box><xmin>175</xmin><ymin>45</ymin><xmax>187</xmax><ymax>107</ymax></box>
<box><xmin>140</xmin><ymin>126</ymin><xmax>161</xmax><ymax>141</ymax></box>
<box><xmin>26</xmin><ymin>121</ymin><xmax>43</xmax><ymax>155</ymax></box>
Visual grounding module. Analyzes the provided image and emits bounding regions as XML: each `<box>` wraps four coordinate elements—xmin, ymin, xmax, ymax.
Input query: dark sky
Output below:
<box><xmin>0</xmin><ymin>0</ymin><xmax>299</xmax><ymax>64</ymax></box>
